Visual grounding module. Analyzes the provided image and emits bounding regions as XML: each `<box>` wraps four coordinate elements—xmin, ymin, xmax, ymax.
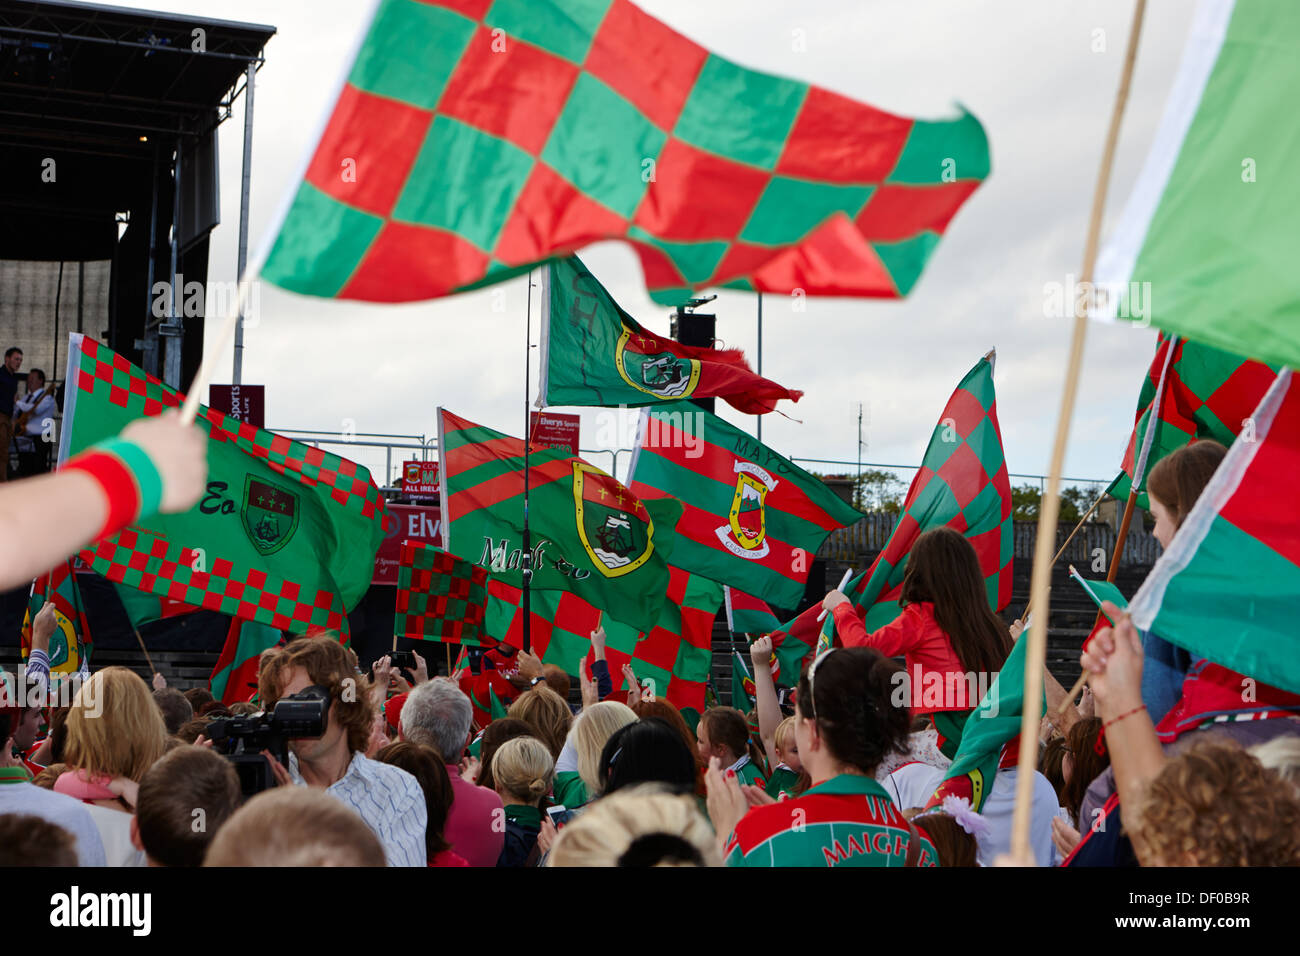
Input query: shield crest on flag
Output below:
<box><xmin>404</xmin><ymin>462</ymin><xmax>422</xmax><ymax>484</ymax></box>
<box><xmin>242</xmin><ymin>476</ymin><xmax>300</xmax><ymax>556</ymax></box>
<box><xmin>615</xmin><ymin>329</ymin><xmax>701</xmax><ymax>399</ymax></box>
<box><xmin>716</xmin><ymin>462</ymin><xmax>776</xmax><ymax>559</ymax></box>
<box><xmin>572</xmin><ymin>462</ymin><xmax>657</xmax><ymax>578</ymax></box>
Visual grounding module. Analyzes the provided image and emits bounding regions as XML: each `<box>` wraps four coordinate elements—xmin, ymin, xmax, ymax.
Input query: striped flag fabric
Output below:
<box><xmin>394</xmin><ymin>541</ymin><xmax>489</xmax><ymax>645</ymax></box>
<box><xmin>627</xmin><ymin>401</ymin><xmax>862</xmax><ymax>608</ymax></box>
<box><xmin>1128</xmin><ymin>368</ymin><xmax>1300</xmax><ymax>695</ymax></box>
<box><xmin>438</xmin><ymin>407</ymin><xmax>680</xmax><ymax>634</ymax></box>
<box><xmin>723</xmin><ymin>586</ymin><xmax>781</xmax><ymax>637</ymax></box>
<box><xmin>1093</xmin><ymin>0</ymin><xmax>1300</xmax><ymax>369</ymax></box>
<box><xmin>261</xmin><ymin>0</ymin><xmax>989</xmax><ymax>305</ymax></box>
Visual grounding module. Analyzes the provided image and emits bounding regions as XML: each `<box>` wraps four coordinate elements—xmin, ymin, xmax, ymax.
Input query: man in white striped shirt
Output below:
<box><xmin>263</xmin><ymin>638</ymin><xmax>426</xmax><ymax>867</ymax></box>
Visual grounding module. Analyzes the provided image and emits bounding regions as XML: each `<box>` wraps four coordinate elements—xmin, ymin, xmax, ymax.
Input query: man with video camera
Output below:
<box><xmin>255</xmin><ymin>637</ymin><xmax>427</xmax><ymax>867</ymax></box>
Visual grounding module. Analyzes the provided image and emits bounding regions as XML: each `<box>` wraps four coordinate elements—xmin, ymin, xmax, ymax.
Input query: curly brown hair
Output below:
<box><xmin>1138</xmin><ymin>737</ymin><xmax>1300</xmax><ymax>866</ymax></box>
<box><xmin>259</xmin><ymin>636</ymin><xmax>373</xmax><ymax>756</ymax></box>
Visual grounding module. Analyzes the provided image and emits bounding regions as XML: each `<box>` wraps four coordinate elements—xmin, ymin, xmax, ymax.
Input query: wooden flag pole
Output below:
<box><xmin>446</xmin><ymin>643</ymin><xmax>453</xmax><ymax>677</ymax></box>
<box><xmin>1011</xmin><ymin>0</ymin><xmax>1147</xmax><ymax>864</ymax></box>
<box><xmin>132</xmin><ymin>626</ymin><xmax>157</xmax><ymax>676</ymax></box>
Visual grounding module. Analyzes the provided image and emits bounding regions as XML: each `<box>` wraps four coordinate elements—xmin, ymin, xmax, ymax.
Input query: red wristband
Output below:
<box><xmin>1103</xmin><ymin>703</ymin><xmax>1146</xmax><ymax>734</ymax></box>
<box><xmin>64</xmin><ymin>450</ymin><xmax>142</xmax><ymax>540</ymax></box>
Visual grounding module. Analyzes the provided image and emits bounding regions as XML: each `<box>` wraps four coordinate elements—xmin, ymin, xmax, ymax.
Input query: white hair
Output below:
<box><xmin>400</xmin><ymin>678</ymin><xmax>472</xmax><ymax>762</ymax></box>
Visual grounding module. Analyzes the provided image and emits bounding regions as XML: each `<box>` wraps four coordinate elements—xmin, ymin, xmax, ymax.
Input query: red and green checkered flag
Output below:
<box><xmin>395</xmin><ymin>540</ymin><xmax>489</xmax><ymax>644</ymax></box>
<box><xmin>21</xmin><ymin>561</ymin><xmax>92</xmax><ymax>676</ymax></box>
<box><xmin>486</xmin><ymin>565</ymin><xmax>721</xmax><ymax>719</ymax></box>
<box><xmin>261</xmin><ymin>0</ymin><xmax>989</xmax><ymax>305</ymax></box>
<box><xmin>439</xmin><ymin>407</ymin><xmax>680</xmax><ymax>634</ymax></box>
<box><xmin>1110</xmin><ymin>332</ymin><xmax>1277</xmax><ymax>509</ymax></box>
<box><xmin>628</xmin><ymin>402</ymin><xmax>862</xmax><ymax>608</ymax></box>
<box><xmin>210</xmin><ymin>617</ymin><xmax>285</xmax><ymax>705</ymax></box>
<box><xmin>59</xmin><ymin>334</ymin><xmax>385</xmax><ymax>641</ymax></box>
<box><xmin>1129</xmin><ymin>369</ymin><xmax>1300</xmax><ymax>695</ymax></box>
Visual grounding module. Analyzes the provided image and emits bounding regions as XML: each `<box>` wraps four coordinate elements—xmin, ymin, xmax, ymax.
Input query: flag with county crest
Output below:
<box><xmin>394</xmin><ymin>541</ymin><xmax>490</xmax><ymax>644</ymax></box>
<box><xmin>1128</xmin><ymin>368</ymin><xmax>1300</xmax><ymax>696</ymax></box>
<box><xmin>1110</xmin><ymin>332</ymin><xmax>1277</xmax><ymax>509</ymax></box>
<box><xmin>628</xmin><ymin>401</ymin><xmax>862</xmax><ymax>609</ymax></box>
<box><xmin>21</xmin><ymin>561</ymin><xmax>92</xmax><ymax>676</ymax></box>
<box><xmin>539</xmin><ymin>255</ymin><xmax>801</xmax><ymax>414</ymax></box>
<box><xmin>1093</xmin><ymin>0</ymin><xmax>1300</xmax><ymax>370</ymax></box>
<box><xmin>485</xmin><ymin>566</ymin><xmax>720</xmax><ymax>719</ymax></box>
<box><xmin>59</xmin><ymin>334</ymin><xmax>385</xmax><ymax>640</ymax></box>
<box><xmin>438</xmin><ymin>408</ymin><xmax>681</xmax><ymax>634</ymax></box>
<box><xmin>261</xmin><ymin>0</ymin><xmax>989</xmax><ymax>306</ymax></box>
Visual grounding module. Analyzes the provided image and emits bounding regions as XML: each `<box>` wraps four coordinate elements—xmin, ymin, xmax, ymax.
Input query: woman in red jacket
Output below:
<box><xmin>820</xmin><ymin>527</ymin><xmax>1011</xmax><ymax>721</ymax></box>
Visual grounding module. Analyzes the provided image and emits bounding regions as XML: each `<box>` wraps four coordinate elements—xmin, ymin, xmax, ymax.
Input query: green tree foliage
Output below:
<box><xmin>1012</xmin><ymin>483</ymin><xmax>1105</xmax><ymax>522</ymax></box>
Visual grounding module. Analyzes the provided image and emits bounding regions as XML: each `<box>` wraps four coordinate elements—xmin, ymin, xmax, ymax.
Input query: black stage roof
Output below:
<box><xmin>0</xmin><ymin>0</ymin><xmax>274</xmax><ymax>259</ymax></box>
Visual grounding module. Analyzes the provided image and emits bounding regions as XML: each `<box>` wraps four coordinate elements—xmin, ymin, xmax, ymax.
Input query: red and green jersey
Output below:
<box><xmin>394</xmin><ymin>541</ymin><xmax>489</xmax><ymax>645</ymax></box>
<box><xmin>1128</xmin><ymin>368</ymin><xmax>1300</xmax><ymax>695</ymax></box>
<box><xmin>60</xmin><ymin>335</ymin><xmax>385</xmax><ymax>639</ymax></box>
<box><xmin>826</xmin><ymin>353</ymin><xmax>1011</xmax><ymax>648</ymax></box>
<box><xmin>21</xmin><ymin>561</ymin><xmax>92</xmax><ymax>675</ymax></box>
<box><xmin>628</xmin><ymin>402</ymin><xmax>862</xmax><ymax>608</ymax></box>
<box><xmin>540</xmin><ymin>255</ymin><xmax>800</xmax><ymax>414</ymax></box>
<box><xmin>439</xmin><ymin>407</ymin><xmax>680</xmax><ymax>634</ymax></box>
<box><xmin>209</xmin><ymin>617</ymin><xmax>285</xmax><ymax>705</ymax></box>
<box><xmin>1110</xmin><ymin>332</ymin><xmax>1277</xmax><ymax>508</ymax></box>
<box><xmin>261</xmin><ymin>0</ymin><xmax>989</xmax><ymax>306</ymax></box>
<box><xmin>725</xmin><ymin>774</ymin><xmax>937</xmax><ymax>867</ymax></box>
<box><xmin>765</xmin><ymin>766</ymin><xmax>800</xmax><ymax>800</ymax></box>
<box><xmin>485</xmin><ymin>565</ymin><xmax>721</xmax><ymax>718</ymax></box>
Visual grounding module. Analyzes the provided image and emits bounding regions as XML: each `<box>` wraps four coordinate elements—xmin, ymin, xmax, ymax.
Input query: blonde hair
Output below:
<box><xmin>547</xmin><ymin>785</ymin><xmax>720</xmax><ymax>867</ymax></box>
<box><xmin>507</xmin><ymin>685</ymin><xmax>572</xmax><ymax>759</ymax></box>
<box><xmin>1250</xmin><ymin>736</ymin><xmax>1300</xmax><ymax>791</ymax></box>
<box><xmin>492</xmin><ymin>735</ymin><xmax>554</xmax><ymax>806</ymax></box>
<box><xmin>574</xmin><ymin>701</ymin><xmax>637</xmax><ymax>797</ymax></box>
<box><xmin>63</xmin><ymin>667</ymin><xmax>168</xmax><ymax>782</ymax></box>
<box><xmin>775</xmin><ymin>716</ymin><xmax>797</xmax><ymax>753</ymax></box>
<box><xmin>1139</xmin><ymin>738</ymin><xmax>1300</xmax><ymax>866</ymax></box>
<box><xmin>203</xmin><ymin>787</ymin><xmax>385</xmax><ymax>867</ymax></box>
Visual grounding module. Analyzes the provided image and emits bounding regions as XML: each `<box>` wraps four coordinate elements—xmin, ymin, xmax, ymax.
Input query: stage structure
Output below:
<box><xmin>0</xmin><ymin>0</ymin><xmax>274</xmax><ymax>390</ymax></box>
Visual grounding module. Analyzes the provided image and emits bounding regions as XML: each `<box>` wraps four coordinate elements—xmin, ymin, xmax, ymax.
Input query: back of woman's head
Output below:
<box><xmin>1146</xmin><ymin>440</ymin><xmax>1227</xmax><ymax>526</ymax></box>
<box><xmin>899</xmin><ymin>527</ymin><xmax>1011</xmax><ymax>674</ymax></box>
<box><xmin>375</xmin><ymin>741</ymin><xmax>453</xmax><ymax>859</ymax></box>
<box><xmin>476</xmin><ymin>718</ymin><xmax>535</xmax><ymax>792</ymax></box>
<box><xmin>910</xmin><ymin>810</ymin><xmax>978</xmax><ymax>867</ymax></box>
<box><xmin>796</xmin><ymin>648</ymin><xmax>909</xmax><ymax>775</ymax></box>
<box><xmin>507</xmin><ymin>685</ymin><xmax>572</xmax><ymax>759</ymax></box>
<box><xmin>64</xmin><ymin>667</ymin><xmax>167</xmax><ymax>781</ymax></box>
<box><xmin>630</xmin><ymin>698</ymin><xmax>700</xmax><ymax>767</ymax></box>
<box><xmin>1040</xmin><ymin>736</ymin><xmax>1067</xmax><ymax>801</ymax></box>
<box><xmin>601</xmin><ymin>718</ymin><xmax>698</xmax><ymax>795</ymax></box>
<box><xmin>546</xmin><ymin>785</ymin><xmax>720</xmax><ymax>867</ymax></box>
<box><xmin>574</xmin><ymin>701</ymin><xmax>638</xmax><ymax>797</ymax></box>
<box><xmin>1061</xmin><ymin>718</ymin><xmax>1109</xmax><ymax>825</ymax></box>
<box><xmin>1140</xmin><ymin>737</ymin><xmax>1300</xmax><ymax>866</ymax></box>
<box><xmin>492</xmin><ymin>735</ymin><xmax>555</xmax><ymax>806</ymax></box>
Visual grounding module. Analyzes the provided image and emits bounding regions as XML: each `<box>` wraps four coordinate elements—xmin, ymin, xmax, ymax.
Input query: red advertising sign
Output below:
<box><xmin>529</xmin><ymin>411</ymin><xmax>580</xmax><ymax>456</ymax></box>
<box><xmin>401</xmin><ymin>460</ymin><xmax>439</xmax><ymax>497</ymax></box>
<box><xmin>209</xmin><ymin>384</ymin><xmax>265</xmax><ymax>428</ymax></box>
<box><xmin>374</xmin><ymin>503</ymin><xmax>443</xmax><ymax>584</ymax></box>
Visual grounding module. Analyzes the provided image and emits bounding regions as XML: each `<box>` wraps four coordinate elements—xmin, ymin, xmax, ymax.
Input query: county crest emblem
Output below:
<box><xmin>715</xmin><ymin>462</ymin><xmax>777</xmax><ymax>559</ymax></box>
<box><xmin>572</xmin><ymin>462</ymin><xmax>657</xmax><ymax>578</ymax></box>
<box><xmin>242</xmin><ymin>476</ymin><xmax>300</xmax><ymax>556</ymax></box>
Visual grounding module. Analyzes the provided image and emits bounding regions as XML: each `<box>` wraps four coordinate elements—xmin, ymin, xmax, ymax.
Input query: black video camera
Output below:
<box><xmin>205</xmin><ymin>685</ymin><xmax>331</xmax><ymax>797</ymax></box>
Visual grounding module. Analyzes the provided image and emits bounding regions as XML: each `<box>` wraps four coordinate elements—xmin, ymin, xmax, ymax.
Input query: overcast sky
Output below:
<box><xmin>115</xmin><ymin>0</ymin><xmax>1192</xmax><ymax>489</ymax></box>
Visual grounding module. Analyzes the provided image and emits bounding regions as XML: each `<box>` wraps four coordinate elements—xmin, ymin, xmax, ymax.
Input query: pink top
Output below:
<box><xmin>444</xmin><ymin>764</ymin><xmax>505</xmax><ymax>867</ymax></box>
<box><xmin>429</xmin><ymin>849</ymin><xmax>470</xmax><ymax>867</ymax></box>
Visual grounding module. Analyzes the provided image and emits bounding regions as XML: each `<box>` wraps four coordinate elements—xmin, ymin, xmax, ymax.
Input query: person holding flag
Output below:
<box><xmin>0</xmin><ymin>412</ymin><xmax>207</xmax><ymax>590</ymax></box>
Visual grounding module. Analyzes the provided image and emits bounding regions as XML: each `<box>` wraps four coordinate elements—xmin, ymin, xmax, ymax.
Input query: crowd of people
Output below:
<box><xmin>1</xmin><ymin>345</ymin><xmax>58</xmax><ymax>483</ymax></box>
<box><xmin>2</xmin><ymin>362</ymin><xmax>1299</xmax><ymax>868</ymax></box>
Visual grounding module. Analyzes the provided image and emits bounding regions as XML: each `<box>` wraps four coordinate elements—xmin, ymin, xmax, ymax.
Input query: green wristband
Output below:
<box><xmin>96</xmin><ymin>436</ymin><xmax>165</xmax><ymax>519</ymax></box>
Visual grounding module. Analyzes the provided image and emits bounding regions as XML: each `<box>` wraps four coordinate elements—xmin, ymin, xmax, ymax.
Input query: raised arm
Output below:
<box><xmin>749</xmin><ymin>635</ymin><xmax>782</xmax><ymax>771</ymax></box>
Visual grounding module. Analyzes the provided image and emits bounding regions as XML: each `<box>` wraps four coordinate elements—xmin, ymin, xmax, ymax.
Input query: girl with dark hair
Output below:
<box><xmin>696</xmin><ymin>707</ymin><xmax>766</xmax><ymax>789</ymax></box>
<box><xmin>821</xmin><ymin>527</ymin><xmax>1012</xmax><ymax>724</ymax></box>
<box><xmin>707</xmin><ymin>648</ymin><xmax>938</xmax><ymax>867</ymax></box>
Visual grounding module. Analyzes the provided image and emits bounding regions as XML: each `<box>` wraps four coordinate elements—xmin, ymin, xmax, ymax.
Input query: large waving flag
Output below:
<box><xmin>485</xmin><ymin>566</ymin><xmax>721</xmax><ymax>718</ymax></box>
<box><xmin>828</xmin><ymin>353</ymin><xmax>1012</xmax><ymax>640</ymax></box>
<box><xmin>1111</xmin><ymin>333</ymin><xmax>1277</xmax><ymax>508</ymax></box>
<box><xmin>60</xmin><ymin>335</ymin><xmax>385</xmax><ymax>639</ymax></box>
<box><xmin>627</xmin><ymin>402</ymin><xmax>862</xmax><ymax>609</ymax></box>
<box><xmin>1128</xmin><ymin>369</ymin><xmax>1300</xmax><ymax>695</ymax></box>
<box><xmin>1094</xmin><ymin>0</ymin><xmax>1300</xmax><ymax>369</ymax></box>
<box><xmin>394</xmin><ymin>541</ymin><xmax>490</xmax><ymax>645</ymax></box>
<box><xmin>261</xmin><ymin>0</ymin><xmax>989</xmax><ymax>305</ymax></box>
<box><xmin>21</xmin><ymin>562</ymin><xmax>92</xmax><ymax>676</ymax></box>
<box><xmin>438</xmin><ymin>408</ymin><xmax>680</xmax><ymax>634</ymax></box>
<box><xmin>539</xmin><ymin>255</ymin><xmax>801</xmax><ymax>414</ymax></box>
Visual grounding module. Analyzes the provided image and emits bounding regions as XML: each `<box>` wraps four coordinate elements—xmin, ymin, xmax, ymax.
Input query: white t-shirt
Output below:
<box><xmin>84</xmin><ymin>803</ymin><xmax>146</xmax><ymax>867</ymax></box>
